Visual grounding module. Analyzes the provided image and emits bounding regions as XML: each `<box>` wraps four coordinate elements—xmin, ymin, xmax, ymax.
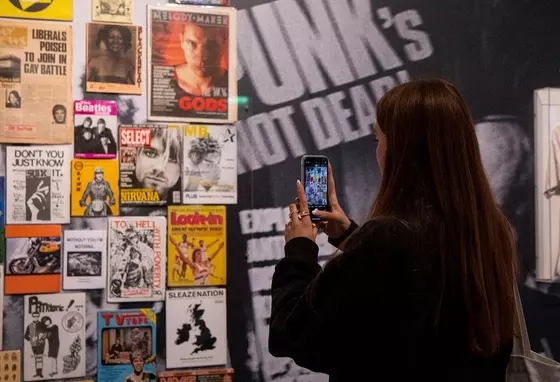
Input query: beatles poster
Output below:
<box><xmin>85</xmin><ymin>22</ymin><xmax>142</xmax><ymax>95</ymax></box>
<box><xmin>74</xmin><ymin>100</ymin><xmax>118</xmax><ymax>159</ymax></box>
<box><xmin>23</xmin><ymin>293</ymin><xmax>86</xmax><ymax>381</ymax></box>
<box><xmin>0</xmin><ymin>0</ymin><xmax>73</xmax><ymax>21</ymax></box>
<box><xmin>0</xmin><ymin>20</ymin><xmax>73</xmax><ymax>144</ymax></box>
<box><xmin>147</xmin><ymin>5</ymin><xmax>238</xmax><ymax>124</ymax></box>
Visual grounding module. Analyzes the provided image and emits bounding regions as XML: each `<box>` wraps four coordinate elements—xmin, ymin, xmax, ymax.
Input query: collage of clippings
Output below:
<box><xmin>0</xmin><ymin>0</ymin><xmax>237</xmax><ymax>380</ymax></box>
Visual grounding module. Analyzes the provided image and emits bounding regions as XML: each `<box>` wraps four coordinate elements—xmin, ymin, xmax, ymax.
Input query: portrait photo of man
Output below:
<box><xmin>52</xmin><ymin>105</ymin><xmax>67</xmax><ymax>124</ymax></box>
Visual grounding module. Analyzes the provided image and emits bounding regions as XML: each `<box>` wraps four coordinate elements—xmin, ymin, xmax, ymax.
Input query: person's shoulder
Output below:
<box><xmin>347</xmin><ymin>217</ymin><xmax>415</xmax><ymax>250</ymax></box>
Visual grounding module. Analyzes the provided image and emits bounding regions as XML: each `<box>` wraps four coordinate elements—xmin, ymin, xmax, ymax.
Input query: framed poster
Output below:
<box><xmin>86</xmin><ymin>22</ymin><xmax>142</xmax><ymax>95</ymax></box>
<box><xmin>147</xmin><ymin>5</ymin><xmax>238</xmax><ymax>124</ymax></box>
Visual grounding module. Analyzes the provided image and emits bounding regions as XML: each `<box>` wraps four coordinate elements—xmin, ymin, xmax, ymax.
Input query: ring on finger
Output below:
<box><xmin>299</xmin><ymin>210</ymin><xmax>310</xmax><ymax>218</ymax></box>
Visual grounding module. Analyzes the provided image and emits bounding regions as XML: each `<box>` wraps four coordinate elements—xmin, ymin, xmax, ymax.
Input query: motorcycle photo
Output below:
<box><xmin>8</xmin><ymin>237</ymin><xmax>61</xmax><ymax>275</ymax></box>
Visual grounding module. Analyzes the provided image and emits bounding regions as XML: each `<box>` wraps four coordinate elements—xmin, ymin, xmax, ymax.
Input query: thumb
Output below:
<box><xmin>313</xmin><ymin>209</ymin><xmax>339</xmax><ymax>221</ymax></box>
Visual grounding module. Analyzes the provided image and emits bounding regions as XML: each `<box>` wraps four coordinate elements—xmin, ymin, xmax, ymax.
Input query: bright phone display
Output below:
<box><xmin>301</xmin><ymin>155</ymin><xmax>329</xmax><ymax>221</ymax></box>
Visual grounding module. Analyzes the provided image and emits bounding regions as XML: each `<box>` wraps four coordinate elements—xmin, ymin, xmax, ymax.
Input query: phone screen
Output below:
<box><xmin>303</xmin><ymin>156</ymin><xmax>328</xmax><ymax>220</ymax></box>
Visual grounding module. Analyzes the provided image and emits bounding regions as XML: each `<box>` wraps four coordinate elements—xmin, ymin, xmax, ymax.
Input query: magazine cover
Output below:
<box><xmin>107</xmin><ymin>216</ymin><xmax>166</xmax><ymax>302</ymax></box>
<box><xmin>5</xmin><ymin>225</ymin><xmax>61</xmax><ymax>295</ymax></box>
<box><xmin>0</xmin><ymin>0</ymin><xmax>72</xmax><ymax>21</ymax></box>
<box><xmin>147</xmin><ymin>5</ymin><xmax>238</xmax><ymax>124</ymax></box>
<box><xmin>0</xmin><ymin>175</ymin><xmax>5</xmax><ymax>226</ymax></box>
<box><xmin>92</xmin><ymin>0</ymin><xmax>133</xmax><ymax>24</ymax></box>
<box><xmin>170</xmin><ymin>0</ymin><xmax>229</xmax><ymax>5</ymax></box>
<box><xmin>63</xmin><ymin>229</ymin><xmax>107</xmax><ymax>290</ymax></box>
<box><xmin>168</xmin><ymin>205</ymin><xmax>226</xmax><ymax>287</ymax></box>
<box><xmin>119</xmin><ymin>124</ymin><xmax>182</xmax><ymax>206</ymax></box>
<box><xmin>182</xmin><ymin>124</ymin><xmax>237</xmax><ymax>204</ymax></box>
<box><xmin>6</xmin><ymin>145</ymin><xmax>71</xmax><ymax>224</ymax></box>
<box><xmin>158</xmin><ymin>368</ymin><xmax>234</xmax><ymax>381</ymax></box>
<box><xmin>23</xmin><ymin>293</ymin><xmax>86</xmax><ymax>381</ymax></box>
<box><xmin>74</xmin><ymin>100</ymin><xmax>118</xmax><ymax>159</ymax></box>
<box><xmin>165</xmin><ymin>288</ymin><xmax>227</xmax><ymax>368</ymax></box>
<box><xmin>0</xmin><ymin>20</ymin><xmax>73</xmax><ymax>143</ymax></box>
<box><xmin>97</xmin><ymin>309</ymin><xmax>157</xmax><ymax>382</ymax></box>
<box><xmin>0</xmin><ymin>350</ymin><xmax>21</xmax><ymax>382</ymax></box>
<box><xmin>71</xmin><ymin>159</ymin><xmax>119</xmax><ymax>217</ymax></box>
<box><xmin>85</xmin><ymin>22</ymin><xmax>142</xmax><ymax>95</ymax></box>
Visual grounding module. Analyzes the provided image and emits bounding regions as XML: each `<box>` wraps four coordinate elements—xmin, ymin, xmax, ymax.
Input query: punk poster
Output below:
<box><xmin>182</xmin><ymin>124</ymin><xmax>237</xmax><ymax>204</ymax></box>
<box><xmin>92</xmin><ymin>0</ymin><xmax>133</xmax><ymax>24</ymax></box>
<box><xmin>0</xmin><ymin>20</ymin><xmax>73</xmax><ymax>144</ymax></box>
<box><xmin>4</xmin><ymin>225</ymin><xmax>62</xmax><ymax>295</ymax></box>
<box><xmin>6</xmin><ymin>145</ymin><xmax>71</xmax><ymax>224</ymax></box>
<box><xmin>158</xmin><ymin>368</ymin><xmax>234</xmax><ymax>381</ymax></box>
<box><xmin>0</xmin><ymin>0</ymin><xmax>72</xmax><ymax>21</ymax></box>
<box><xmin>74</xmin><ymin>100</ymin><xmax>118</xmax><ymax>159</ymax></box>
<box><xmin>168</xmin><ymin>205</ymin><xmax>226</xmax><ymax>287</ymax></box>
<box><xmin>63</xmin><ymin>230</ymin><xmax>107</xmax><ymax>290</ymax></box>
<box><xmin>119</xmin><ymin>124</ymin><xmax>182</xmax><ymax>206</ymax></box>
<box><xmin>71</xmin><ymin>159</ymin><xmax>119</xmax><ymax>217</ymax></box>
<box><xmin>147</xmin><ymin>5</ymin><xmax>238</xmax><ymax>124</ymax></box>
<box><xmin>23</xmin><ymin>293</ymin><xmax>86</xmax><ymax>381</ymax></box>
<box><xmin>0</xmin><ymin>350</ymin><xmax>21</xmax><ymax>382</ymax></box>
<box><xmin>97</xmin><ymin>309</ymin><xmax>157</xmax><ymax>382</ymax></box>
<box><xmin>165</xmin><ymin>288</ymin><xmax>227</xmax><ymax>368</ymax></box>
<box><xmin>85</xmin><ymin>22</ymin><xmax>142</xmax><ymax>95</ymax></box>
<box><xmin>107</xmin><ymin>216</ymin><xmax>166</xmax><ymax>302</ymax></box>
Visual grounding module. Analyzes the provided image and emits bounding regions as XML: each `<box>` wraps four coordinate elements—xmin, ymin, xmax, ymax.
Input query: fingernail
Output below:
<box><xmin>297</xmin><ymin>180</ymin><xmax>301</xmax><ymax>185</ymax></box>
<box><xmin>312</xmin><ymin>209</ymin><xmax>318</xmax><ymax>214</ymax></box>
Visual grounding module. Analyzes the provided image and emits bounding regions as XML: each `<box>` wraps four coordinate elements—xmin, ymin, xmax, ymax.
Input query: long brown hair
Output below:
<box><xmin>373</xmin><ymin>79</ymin><xmax>517</xmax><ymax>357</ymax></box>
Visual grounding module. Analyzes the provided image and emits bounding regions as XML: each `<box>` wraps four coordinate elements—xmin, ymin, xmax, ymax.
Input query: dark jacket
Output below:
<box><xmin>269</xmin><ymin>218</ymin><xmax>512</xmax><ymax>381</ymax></box>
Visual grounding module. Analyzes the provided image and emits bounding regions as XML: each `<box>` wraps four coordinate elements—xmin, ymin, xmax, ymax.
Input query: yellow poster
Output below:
<box><xmin>167</xmin><ymin>205</ymin><xmax>227</xmax><ymax>287</ymax></box>
<box><xmin>0</xmin><ymin>0</ymin><xmax>73</xmax><ymax>21</ymax></box>
<box><xmin>71</xmin><ymin>159</ymin><xmax>119</xmax><ymax>217</ymax></box>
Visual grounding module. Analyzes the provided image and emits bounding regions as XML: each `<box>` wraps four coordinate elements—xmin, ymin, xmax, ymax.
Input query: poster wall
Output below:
<box><xmin>0</xmin><ymin>20</ymin><xmax>73</xmax><ymax>144</ymax></box>
<box><xmin>147</xmin><ymin>5</ymin><xmax>238</xmax><ymax>124</ymax></box>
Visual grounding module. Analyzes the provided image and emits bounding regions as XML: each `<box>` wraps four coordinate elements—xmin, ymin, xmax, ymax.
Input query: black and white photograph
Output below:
<box><xmin>23</xmin><ymin>293</ymin><xmax>86</xmax><ymax>381</ymax></box>
<box><xmin>5</xmin><ymin>90</ymin><xmax>21</xmax><ymax>109</ymax></box>
<box><xmin>92</xmin><ymin>0</ymin><xmax>133</xmax><ymax>24</ymax></box>
<box><xmin>107</xmin><ymin>216</ymin><xmax>166</xmax><ymax>302</ymax></box>
<box><xmin>0</xmin><ymin>54</ymin><xmax>21</xmax><ymax>82</ymax></box>
<box><xmin>25</xmin><ymin>176</ymin><xmax>51</xmax><ymax>222</ymax></box>
<box><xmin>63</xmin><ymin>229</ymin><xmax>107</xmax><ymax>290</ymax></box>
<box><xmin>67</xmin><ymin>252</ymin><xmax>102</xmax><ymax>277</ymax></box>
<box><xmin>166</xmin><ymin>288</ymin><xmax>227</xmax><ymax>368</ymax></box>
<box><xmin>86</xmin><ymin>22</ymin><xmax>142</xmax><ymax>95</ymax></box>
<box><xmin>74</xmin><ymin>119</ymin><xmax>117</xmax><ymax>158</ymax></box>
<box><xmin>51</xmin><ymin>105</ymin><xmax>67</xmax><ymax>125</ymax></box>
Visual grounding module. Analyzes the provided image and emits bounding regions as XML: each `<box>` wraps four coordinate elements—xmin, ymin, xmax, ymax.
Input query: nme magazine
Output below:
<box><xmin>166</xmin><ymin>288</ymin><xmax>227</xmax><ymax>368</ymax></box>
<box><xmin>119</xmin><ymin>124</ymin><xmax>182</xmax><ymax>206</ymax></box>
<box><xmin>107</xmin><ymin>216</ymin><xmax>167</xmax><ymax>302</ymax></box>
<box><xmin>71</xmin><ymin>159</ymin><xmax>119</xmax><ymax>217</ymax></box>
<box><xmin>92</xmin><ymin>0</ymin><xmax>134</xmax><ymax>24</ymax></box>
<box><xmin>183</xmin><ymin>124</ymin><xmax>237</xmax><ymax>204</ymax></box>
<box><xmin>5</xmin><ymin>225</ymin><xmax>62</xmax><ymax>295</ymax></box>
<box><xmin>97</xmin><ymin>309</ymin><xmax>157</xmax><ymax>382</ymax></box>
<box><xmin>0</xmin><ymin>20</ymin><xmax>73</xmax><ymax>144</ymax></box>
<box><xmin>0</xmin><ymin>350</ymin><xmax>21</xmax><ymax>381</ymax></box>
<box><xmin>147</xmin><ymin>5</ymin><xmax>238</xmax><ymax>124</ymax></box>
<box><xmin>168</xmin><ymin>205</ymin><xmax>226</xmax><ymax>287</ymax></box>
<box><xmin>6</xmin><ymin>145</ymin><xmax>71</xmax><ymax>224</ymax></box>
<box><xmin>63</xmin><ymin>230</ymin><xmax>107</xmax><ymax>290</ymax></box>
<box><xmin>74</xmin><ymin>100</ymin><xmax>118</xmax><ymax>159</ymax></box>
<box><xmin>23</xmin><ymin>293</ymin><xmax>86</xmax><ymax>381</ymax></box>
<box><xmin>158</xmin><ymin>368</ymin><xmax>234</xmax><ymax>382</ymax></box>
<box><xmin>86</xmin><ymin>22</ymin><xmax>142</xmax><ymax>95</ymax></box>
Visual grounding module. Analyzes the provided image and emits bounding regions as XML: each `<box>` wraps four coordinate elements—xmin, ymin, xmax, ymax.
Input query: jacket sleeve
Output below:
<box><xmin>269</xmin><ymin>221</ymin><xmax>392</xmax><ymax>374</ymax></box>
<box><xmin>327</xmin><ymin>219</ymin><xmax>359</xmax><ymax>250</ymax></box>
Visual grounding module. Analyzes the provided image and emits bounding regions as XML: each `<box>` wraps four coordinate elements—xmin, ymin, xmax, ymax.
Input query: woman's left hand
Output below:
<box><xmin>284</xmin><ymin>180</ymin><xmax>318</xmax><ymax>243</ymax></box>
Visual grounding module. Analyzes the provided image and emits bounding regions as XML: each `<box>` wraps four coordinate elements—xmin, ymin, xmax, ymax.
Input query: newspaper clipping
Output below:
<box><xmin>147</xmin><ymin>5</ymin><xmax>238</xmax><ymax>124</ymax></box>
<box><xmin>92</xmin><ymin>0</ymin><xmax>133</xmax><ymax>24</ymax></box>
<box><xmin>86</xmin><ymin>22</ymin><xmax>142</xmax><ymax>95</ymax></box>
<box><xmin>0</xmin><ymin>20</ymin><xmax>73</xmax><ymax>144</ymax></box>
<box><xmin>74</xmin><ymin>100</ymin><xmax>118</xmax><ymax>159</ymax></box>
<box><xmin>6</xmin><ymin>145</ymin><xmax>71</xmax><ymax>224</ymax></box>
<box><xmin>183</xmin><ymin>124</ymin><xmax>237</xmax><ymax>204</ymax></box>
<box><xmin>119</xmin><ymin>124</ymin><xmax>182</xmax><ymax>206</ymax></box>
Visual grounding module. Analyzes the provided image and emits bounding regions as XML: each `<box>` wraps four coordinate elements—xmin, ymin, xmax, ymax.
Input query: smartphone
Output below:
<box><xmin>301</xmin><ymin>155</ymin><xmax>329</xmax><ymax>221</ymax></box>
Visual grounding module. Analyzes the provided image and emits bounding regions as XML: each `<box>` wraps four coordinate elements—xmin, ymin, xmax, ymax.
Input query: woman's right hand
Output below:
<box><xmin>313</xmin><ymin>164</ymin><xmax>352</xmax><ymax>239</ymax></box>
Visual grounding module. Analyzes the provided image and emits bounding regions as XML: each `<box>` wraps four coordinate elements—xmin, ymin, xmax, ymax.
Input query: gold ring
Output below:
<box><xmin>299</xmin><ymin>210</ymin><xmax>310</xmax><ymax>218</ymax></box>
<box><xmin>289</xmin><ymin>210</ymin><xmax>299</xmax><ymax>217</ymax></box>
